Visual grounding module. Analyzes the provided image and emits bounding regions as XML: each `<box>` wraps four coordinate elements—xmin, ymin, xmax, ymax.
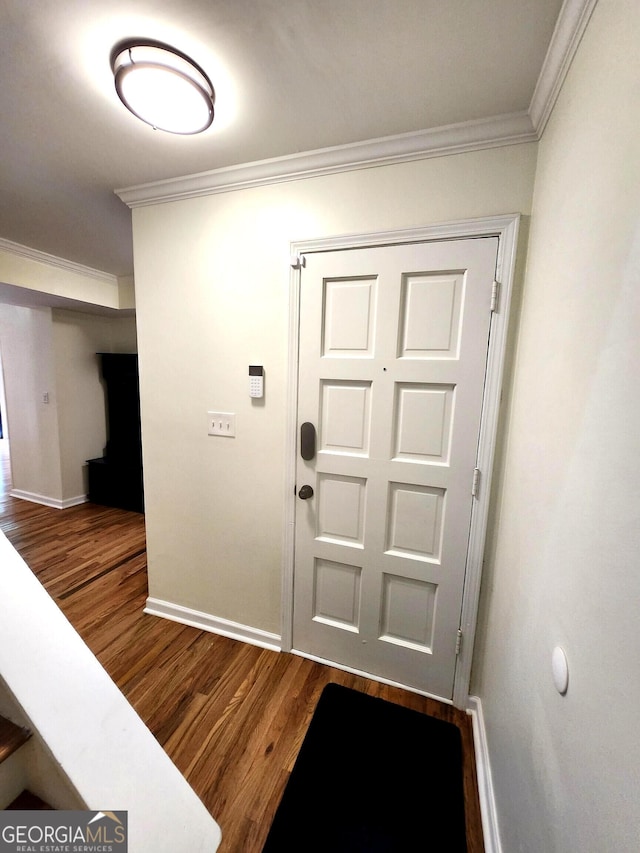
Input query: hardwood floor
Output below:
<box><xmin>0</xmin><ymin>439</ymin><xmax>484</xmax><ymax>852</ymax></box>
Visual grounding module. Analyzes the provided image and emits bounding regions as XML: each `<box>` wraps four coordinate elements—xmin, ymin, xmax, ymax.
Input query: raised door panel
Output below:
<box><xmin>294</xmin><ymin>237</ymin><xmax>498</xmax><ymax>699</ymax></box>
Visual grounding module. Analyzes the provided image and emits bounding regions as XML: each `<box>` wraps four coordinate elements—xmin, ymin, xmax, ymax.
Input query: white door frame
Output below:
<box><xmin>281</xmin><ymin>214</ymin><xmax>520</xmax><ymax>709</ymax></box>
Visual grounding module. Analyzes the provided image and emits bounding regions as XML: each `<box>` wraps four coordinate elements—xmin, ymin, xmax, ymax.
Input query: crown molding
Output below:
<box><xmin>116</xmin><ymin>0</ymin><xmax>598</xmax><ymax>209</ymax></box>
<box><xmin>116</xmin><ymin>112</ymin><xmax>535</xmax><ymax>208</ymax></box>
<box><xmin>0</xmin><ymin>237</ymin><xmax>117</xmax><ymax>284</ymax></box>
<box><xmin>529</xmin><ymin>0</ymin><xmax>599</xmax><ymax>135</ymax></box>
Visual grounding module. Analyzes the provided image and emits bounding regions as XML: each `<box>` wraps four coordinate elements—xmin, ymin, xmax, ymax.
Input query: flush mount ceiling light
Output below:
<box><xmin>111</xmin><ymin>41</ymin><xmax>214</xmax><ymax>134</ymax></box>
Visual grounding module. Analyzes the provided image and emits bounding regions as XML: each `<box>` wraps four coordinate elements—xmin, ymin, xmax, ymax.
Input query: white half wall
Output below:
<box><xmin>131</xmin><ymin>144</ymin><xmax>537</xmax><ymax>636</ymax></box>
<box><xmin>0</xmin><ymin>530</ymin><xmax>221</xmax><ymax>850</ymax></box>
<box><xmin>473</xmin><ymin>1</ymin><xmax>640</xmax><ymax>850</ymax></box>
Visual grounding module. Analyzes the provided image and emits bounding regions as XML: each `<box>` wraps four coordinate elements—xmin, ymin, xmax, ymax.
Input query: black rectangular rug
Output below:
<box><xmin>262</xmin><ymin>682</ymin><xmax>467</xmax><ymax>852</ymax></box>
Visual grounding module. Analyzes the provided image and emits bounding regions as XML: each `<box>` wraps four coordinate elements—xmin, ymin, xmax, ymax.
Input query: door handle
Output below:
<box><xmin>300</xmin><ymin>422</ymin><xmax>316</xmax><ymax>461</ymax></box>
<box><xmin>298</xmin><ymin>484</ymin><xmax>314</xmax><ymax>500</ymax></box>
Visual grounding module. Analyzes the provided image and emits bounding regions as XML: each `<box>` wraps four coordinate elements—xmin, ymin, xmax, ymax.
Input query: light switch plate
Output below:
<box><xmin>207</xmin><ymin>411</ymin><xmax>236</xmax><ymax>437</ymax></box>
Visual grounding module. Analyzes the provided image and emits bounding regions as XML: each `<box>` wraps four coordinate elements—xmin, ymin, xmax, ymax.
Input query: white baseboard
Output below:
<box><xmin>61</xmin><ymin>495</ymin><xmax>88</xmax><ymax>509</ymax></box>
<box><xmin>10</xmin><ymin>490</ymin><xmax>87</xmax><ymax>510</ymax></box>
<box><xmin>467</xmin><ymin>695</ymin><xmax>502</xmax><ymax>853</ymax></box>
<box><xmin>144</xmin><ymin>597</ymin><xmax>282</xmax><ymax>652</ymax></box>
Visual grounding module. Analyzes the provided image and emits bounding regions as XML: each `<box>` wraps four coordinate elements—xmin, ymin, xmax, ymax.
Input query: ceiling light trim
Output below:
<box><xmin>112</xmin><ymin>41</ymin><xmax>214</xmax><ymax>135</ymax></box>
<box><xmin>116</xmin><ymin>112</ymin><xmax>536</xmax><ymax>208</ymax></box>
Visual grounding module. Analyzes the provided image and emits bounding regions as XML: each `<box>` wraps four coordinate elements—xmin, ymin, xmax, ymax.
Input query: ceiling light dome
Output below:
<box><xmin>112</xmin><ymin>42</ymin><xmax>214</xmax><ymax>135</ymax></box>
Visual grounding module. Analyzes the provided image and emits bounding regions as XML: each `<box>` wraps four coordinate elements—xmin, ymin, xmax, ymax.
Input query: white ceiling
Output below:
<box><xmin>0</xmin><ymin>0</ymin><xmax>563</xmax><ymax>279</ymax></box>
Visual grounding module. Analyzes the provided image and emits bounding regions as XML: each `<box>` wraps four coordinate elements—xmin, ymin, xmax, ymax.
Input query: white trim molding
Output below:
<box><xmin>528</xmin><ymin>0</ymin><xmax>599</xmax><ymax>135</ymax></box>
<box><xmin>116</xmin><ymin>113</ymin><xmax>534</xmax><ymax>208</ymax></box>
<box><xmin>452</xmin><ymin>214</ymin><xmax>519</xmax><ymax>708</ymax></box>
<box><xmin>0</xmin><ymin>237</ymin><xmax>117</xmax><ymax>285</ymax></box>
<box><xmin>282</xmin><ymin>214</ymin><xmax>520</xmax><ymax>711</ymax></box>
<box><xmin>467</xmin><ymin>696</ymin><xmax>503</xmax><ymax>853</ymax></box>
<box><xmin>0</xmin><ymin>236</ymin><xmax>134</xmax><ymax>314</ymax></box>
<box><xmin>144</xmin><ymin>597</ymin><xmax>282</xmax><ymax>652</ymax></box>
<box><xmin>115</xmin><ymin>0</ymin><xmax>597</xmax><ymax>209</ymax></box>
<box><xmin>10</xmin><ymin>490</ymin><xmax>87</xmax><ymax>510</ymax></box>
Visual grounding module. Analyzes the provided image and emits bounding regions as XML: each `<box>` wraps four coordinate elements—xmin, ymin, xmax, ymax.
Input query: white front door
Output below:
<box><xmin>292</xmin><ymin>237</ymin><xmax>498</xmax><ymax>700</ymax></box>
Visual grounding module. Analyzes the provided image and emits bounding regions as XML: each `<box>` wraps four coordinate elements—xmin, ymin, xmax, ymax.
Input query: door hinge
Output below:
<box><xmin>471</xmin><ymin>467</ymin><xmax>481</xmax><ymax>498</ymax></box>
<box><xmin>290</xmin><ymin>253</ymin><xmax>306</xmax><ymax>269</ymax></box>
<box><xmin>455</xmin><ymin>629</ymin><xmax>463</xmax><ymax>656</ymax></box>
<box><xmin>490</xmin><ymin>280</ymin><xmax>500</xmax><ymax>313</ymax></box>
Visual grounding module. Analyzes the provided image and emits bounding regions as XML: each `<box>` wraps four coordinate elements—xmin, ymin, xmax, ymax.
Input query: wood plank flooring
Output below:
<box><xmin>0</xmin><ymin>714</ymin><xmax>31</xmax><ymax>764</ymax></box>
<box><xmin>0</xmin><ymin>439</ymin><xmax>484</xmax><ymax>852</ymax></box>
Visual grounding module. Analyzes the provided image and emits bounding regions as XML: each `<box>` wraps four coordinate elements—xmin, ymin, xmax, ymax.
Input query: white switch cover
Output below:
<box><xmin>207</xmin><ymin>412</ymin><xmax>236</xmax><ymax>437</ymax></box>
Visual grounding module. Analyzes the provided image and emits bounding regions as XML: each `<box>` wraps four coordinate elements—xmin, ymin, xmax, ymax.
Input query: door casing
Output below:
<box><xmin>281</xmin><ymin>214</ymin><xmax>520</xmax><ymax>709</ymax></box>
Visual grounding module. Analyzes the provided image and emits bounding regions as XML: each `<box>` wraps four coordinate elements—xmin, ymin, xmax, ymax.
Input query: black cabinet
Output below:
<box><xmin>87</xmin><ymin>353</ymin><xmax>144</xmax><ymax>513</ymax></box>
